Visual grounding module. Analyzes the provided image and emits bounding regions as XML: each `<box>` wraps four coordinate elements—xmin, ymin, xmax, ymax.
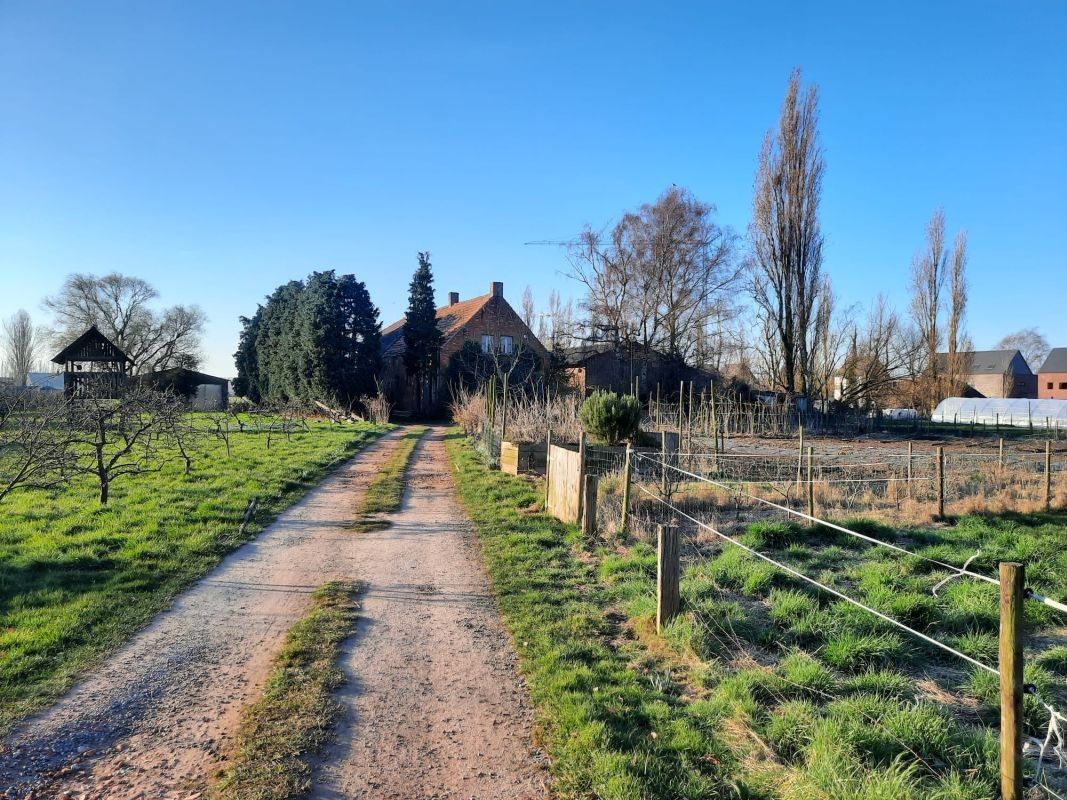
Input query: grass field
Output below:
<box><xmin>350</xmin><ymin>426</ymin><xmax>426</xmax><ymax>532</ymax></box>
<box><xmin>0</xmin><ymin>416</ymin><xmax>384</xmax><ymax>731</ymax></box>
<box><xmin>449</xmin><ymin>431</ymin><xmax>1067</xmax><ymax>799</ymax></box>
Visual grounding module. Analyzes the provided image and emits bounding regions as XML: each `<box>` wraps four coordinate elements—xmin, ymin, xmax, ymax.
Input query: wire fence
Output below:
<box><xmin>573</xmin><ymin>445</ymin><xmax>1067</xmax><ymax>796</ymax></box>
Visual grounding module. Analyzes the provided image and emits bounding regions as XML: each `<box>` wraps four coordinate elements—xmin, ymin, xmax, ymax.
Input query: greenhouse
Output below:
<box><xmin>931</xmin><ymin>396</ymin><xmax>1067</xmax><ymax>428</ymax></box>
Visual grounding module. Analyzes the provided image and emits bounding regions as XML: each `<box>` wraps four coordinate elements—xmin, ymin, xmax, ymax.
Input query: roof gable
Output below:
<box><xmin>936</xmin><ymin>350</ymin><xmax>1030</xmax><ymax>376</ymax></box>
<box><xmin>51</xmin><ymin>326</ymin><xmax>133</xmax><ymax>365</ymax></box>
<box><xmin>1039</xmin><ymin>348</ymin><xmax>1067</xmax><ymax>374</ymax></box>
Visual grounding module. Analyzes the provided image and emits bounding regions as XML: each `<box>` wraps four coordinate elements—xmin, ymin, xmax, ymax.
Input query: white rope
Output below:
<box><xmin>1030</xmin><ymin>689</ymin><xmax>1067</xmax><ymax>784</ymax></box>
<box><xmin>932</xmin><ymin>550</ymin><xmax>983</xmax><ymax>596</ymax></box>
<box><xmin>633</xmin><ymin>450</ymin><xmax>1001</xmax><ymax>587</ymax></box>
<box><xmin>632</xmin><ymin>481</ymin><xmax>1000</xmax><ymax>676</ymax></box>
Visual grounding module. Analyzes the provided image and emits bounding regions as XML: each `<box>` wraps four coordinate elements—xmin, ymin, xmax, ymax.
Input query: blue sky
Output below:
<box><xmin>1</xmin><ymin>1</ymin><xmax>1064</xmax><ymax>377</ymax></box>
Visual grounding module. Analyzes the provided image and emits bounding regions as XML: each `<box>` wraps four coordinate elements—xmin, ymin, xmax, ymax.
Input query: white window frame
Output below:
<box><xmin>481</xmin><ymin>334</ymin><xmax>494</xmax><ymax>354</ymax></box>
<box><xmin>499</xmin><ymin>335</ymin><xmax>513</xmax><ymax>355</ymax></box>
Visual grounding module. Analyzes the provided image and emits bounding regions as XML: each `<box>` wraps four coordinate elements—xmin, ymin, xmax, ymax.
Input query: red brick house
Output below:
<box><xmin>379</xmin><ymin>281</ymin><xmax>549</xmax><ymax>412</ymax></box>
<box><xmin>1038</xmin><ymin>348</ymin><xmax>1067</xmax><ymax>400</ymax></box>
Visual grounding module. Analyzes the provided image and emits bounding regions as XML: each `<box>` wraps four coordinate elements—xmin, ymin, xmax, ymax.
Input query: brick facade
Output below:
<box><xmin>379</xmin><ymin>282</ymin><xmax>548</xmax><ymax>412</ymax></box>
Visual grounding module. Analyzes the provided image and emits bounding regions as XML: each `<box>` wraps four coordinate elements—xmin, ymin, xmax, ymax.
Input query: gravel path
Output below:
<box><xmin>310</xmin><ymin>428</ymin><xmax>548</xmax><ymax>800</ymax></box>
<box><xmin>0</xmin><ymin>429</ymin><xmax>405</xmax><ymax>800</ymax></box>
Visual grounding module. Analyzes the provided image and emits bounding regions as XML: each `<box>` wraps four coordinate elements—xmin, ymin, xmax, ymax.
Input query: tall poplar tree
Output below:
<box><xmin>402</xmin><ymin>252</ymin><xmax>444</xmax><ymax>413</ymax></box>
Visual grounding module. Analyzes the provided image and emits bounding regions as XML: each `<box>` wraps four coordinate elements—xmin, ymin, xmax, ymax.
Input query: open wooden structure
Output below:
<box><xmin>50</xmin><ymin>326</ymin><xmax>133</xmax><ymax>399</ymax></box>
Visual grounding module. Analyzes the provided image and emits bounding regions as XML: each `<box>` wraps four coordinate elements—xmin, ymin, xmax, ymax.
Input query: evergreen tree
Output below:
<box><xmin>233</xmin><ymin>308</ymin><xmax>262</xmax><ymax>401</ymax></box>
<box><xmin>402</xmin><ymin>252</ymin><xmax>444</xmax><ymax>413</ymax></box>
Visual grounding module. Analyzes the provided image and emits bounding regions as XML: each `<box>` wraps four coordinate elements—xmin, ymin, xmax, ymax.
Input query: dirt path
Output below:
<box><xmin>0</xmin><ymin>429</ymin><xmax>405</xmax><ymax>800</ymax></box>
<box><xmin>310</xmin><ymin>427</ymin><xmax>548</xmax><ymax>799</ymax></box>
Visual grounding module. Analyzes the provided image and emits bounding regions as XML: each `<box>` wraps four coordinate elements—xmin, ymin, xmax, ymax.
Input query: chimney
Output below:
<box><xmin>490</xmin><ymin>281</ymin><xmax>503</xmax><ymax>298</ymax></box>
<box><xmin>448</xmin><ymin>292</ymin><xmax>459</xmax><ymax>306</ymax></box>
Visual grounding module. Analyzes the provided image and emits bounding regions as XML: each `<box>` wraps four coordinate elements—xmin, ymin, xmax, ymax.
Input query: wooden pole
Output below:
<box><xmin>544</xmin><ymin>430</ymin><xmax>553</xmax><ymax>508</ymax></box>
<box><xmin>660</xmin><ymin>430</ymin><xmax>669</xmax><ymax>497</ymax></box>
<box><xmin>936</xmin><ymin>446</ymin><xmax>946</xmax><ymax>519</ymax></box>
<box><xmin>796</xmin><ymin>424</ymin><xmax>805</xmax><ymax>487</ymax></box>
<box><xmin>999</xmin><ymin>561</ymin><xmax>1024</xmax><ymax>800</ymax></box>
<box><xmin>1045</xmin><ymin>439</ymin><xmax>1052</xmax><ymax>511</ymax></box>
<box><xmin>806</xmin><ymin>446</ymin><xmax>815</xmax><ymax>519</ymax></box>
<box><xmin>687</xmin><ymin>380</ymin><xmax>694</xmax><ymax>454</ymax></box>
<box><xmin>907</xmin><ymin>441</ymin><xmax>914</xmax><ymax>496</ymax></box>
<box><xmin>677</xmin><ymin>380</ymin><xmax>684</xmax><ymax>444</ymax></box>
<box><xmin>999</xmin><ymin>437</ymin><xmax>1005</xmax><ymax>471</ymax></box>
<box><xmin>577</xmin><ymin>431</ymin><xmax>587</xmax><ymax>522</ymax></box>
<box><xmin>621</xmin><ymin>443</ymin><xmax>633</xmax><ymax>534</ymax></box>
<box><xmin>582</xmin><ymin>475</ymin><xmax>598</xmax><ymax>537</ymax></box>
<box><xmin>656</xmin><ymin>524</ymin><xmax>680</xmax><ymax>633</ymax></box>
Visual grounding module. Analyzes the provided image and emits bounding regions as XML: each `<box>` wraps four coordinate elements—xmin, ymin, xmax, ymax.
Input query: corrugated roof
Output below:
<box><xmin>935</xmin><ymin>350</ymin><xmax>1026</xmax><ymax>375</ymax></box>
<box><xmin>380</xmin><ymin>293</ymin><xmax>496</xmax><ymax>359</ymax></box>
<box><xmin>1038</xmin><ymin>348</ymin><xmax>1067</xmax><ymax>374</ymax></box>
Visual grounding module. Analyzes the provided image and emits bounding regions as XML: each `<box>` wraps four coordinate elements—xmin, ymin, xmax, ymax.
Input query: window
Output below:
<box><xmin>500</xmin><ymin>335</ymin><xmax>513</xmax><ymax>355</ymax></box>
<box><xmin>481</xmin><ymin>334</ymin><xmax>493</xmax><ymax>354</ymax></box>
<box><xmin>1060</xmin><ymin>382</ymin><xmax>1067</xmax><ymax>390</ymax></box>
<box><xmin>1050</xmin><ymin>382</ymin><xmax>1056</xmax><ymax>390</ymax></box>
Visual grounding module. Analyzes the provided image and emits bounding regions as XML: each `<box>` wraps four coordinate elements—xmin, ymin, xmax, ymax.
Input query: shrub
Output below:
<box><xmin>578</xmin><ymin>391</ymin><xmax>641</xmax><ymax>445</ymax></box>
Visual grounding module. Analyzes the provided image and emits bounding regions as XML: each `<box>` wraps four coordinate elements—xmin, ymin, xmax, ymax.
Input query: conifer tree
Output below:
<box><xmin>402</xmin><ymin>252</ymin><xmax>444</xmax><ymax>413</ymax></box>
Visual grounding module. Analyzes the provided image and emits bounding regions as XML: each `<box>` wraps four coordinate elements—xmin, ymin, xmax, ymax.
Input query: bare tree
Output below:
<box><xmin>908</xmin><ymin>210</ymin><xmax>969</xmax><ymax>411</ymax></box>
<box><xmin>2</xmin><ymin>310</ymin><xmax>40</xmax><ymax>385</ymax></box>
<box><xmin>44</xmin><ymin>272</ymin><xmax>206</xmax><ymax>373</ymax></box>
<box><xmin>65</xmin><ymin>384</ymin><xmax>186</xmax><ymax>504</ymax></box>
<box><xmin>543</xmin><ymin>290</ymin><xmax>577</xmax><ymax>351</ymax></box>
<box><xmin>748</xmin><ymin>69</ymin><xmax>826</xmax><ymax>398</ymax></box>
<box><xmin>521</xmin><ymin>286</ymin><xmax>535</xmax><ymax>328</ymax></box>
<box><xmin>996</xmin><ymin>328</ymin><xmax>1050</xmax><ymax>371</ymax></box>
<box><xmin>0</xmin><ymin>388</ymin><xmax>72</xmax><ymax>502</ymax></box>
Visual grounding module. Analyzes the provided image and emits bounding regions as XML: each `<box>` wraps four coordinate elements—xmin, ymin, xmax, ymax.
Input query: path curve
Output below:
<box><xmin>0</xmin><ymin>429</ymin><xmax>405</xmax><ymax>800</ymax></box>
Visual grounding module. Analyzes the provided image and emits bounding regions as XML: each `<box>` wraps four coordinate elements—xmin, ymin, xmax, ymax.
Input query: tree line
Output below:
<box><xmin>528</xmin><ymin>68</ymin><xmax>1053</xmax><ymax>414</ymax></box>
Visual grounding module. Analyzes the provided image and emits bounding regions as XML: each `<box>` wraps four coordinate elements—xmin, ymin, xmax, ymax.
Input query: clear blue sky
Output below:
<box><xmin>1</xmin><ymin>1</ymin><xmax>1064</xmax><ymax>377</ymax></box>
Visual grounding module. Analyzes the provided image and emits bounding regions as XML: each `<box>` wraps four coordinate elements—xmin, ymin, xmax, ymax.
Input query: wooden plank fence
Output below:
<box><xmin>546</xmin><ymin>443</ymin><xmax>584</xmax><ymax>524</ymax></box>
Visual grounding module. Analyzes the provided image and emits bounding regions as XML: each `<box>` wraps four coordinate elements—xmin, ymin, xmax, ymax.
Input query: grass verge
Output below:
<box><xmin>0</xmin><ymin>416</ymin><xmax>385</xmax><ymax>731</ymax></box>
<box><xmin>350</xmin><ymin>426</ymin><xmax>426</xmax><ymax>532</ymax></box>
<box><xmin>211</xmin><ymin>580</ymin><xmax>362</xmax><ymax>800</ymax></box>
<box><xmin>445</xmin><ymin>430</ymin><xmax>743</xmax><ymax>800</ymax></box>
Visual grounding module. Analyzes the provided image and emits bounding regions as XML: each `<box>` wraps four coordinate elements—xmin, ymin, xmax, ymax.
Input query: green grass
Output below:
<box><xmin>211</xmin><ymin>580</ymin><xmax>362</xmax><ymax>800</ymax></box>
<box><xmin>445</xmin><ymin>431</ymin><xmax>747</xmax><ymax>800</ymax></box>
<box><xmin>350</xmin><ymin>426</ymin><xmax>426</xmax><ymax>532</ymax></box>
<box><xmin>0</xmin><ymin>416</ymin><xmax>384</xmax><ymax>731</ymax></box>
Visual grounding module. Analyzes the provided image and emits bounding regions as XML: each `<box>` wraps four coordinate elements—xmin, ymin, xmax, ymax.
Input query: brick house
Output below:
<box><xmin>935</xmin><ymin>349</ymin><xmax>1037</xmax><ymax>399</ymax></box>
<box><xmin>379</xmin><ymin>281</ymin><xmax>549</xmax><ymax>412</ymax></box>
<box><xmin>1038</xmin><ymin>348</ymin><xmax>1067</xmax><ymax>400</ymax></box>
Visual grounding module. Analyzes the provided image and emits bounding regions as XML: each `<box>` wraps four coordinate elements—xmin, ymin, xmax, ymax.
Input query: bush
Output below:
<box><xmin>578</xmin><ymin>391</ymin><xmax>641</xmax><ymax>445</ymax></box>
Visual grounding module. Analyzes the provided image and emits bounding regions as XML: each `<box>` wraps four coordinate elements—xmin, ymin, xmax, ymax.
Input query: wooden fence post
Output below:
<box><xmin>806</xmin><ymin>446</ymin><xmax>815</xmax><ymax>519</ymax></box>
<box><xmin>582</xmin><ymin>475</ymin><xmax>599</xmax><ymax>537</ymax></box>
<box><xmin>660</xmin><ymin>430</ymin><xmax>669</xmax><ymax>496</ymax></box>
<box><xmin>907</xmin><ymin>441</ymin><xmax>914</xmax><ymax>497</ymax></box>
<box><xmin>936</xmin><ymin>446</ymin><xmax>946</xmax><ymax>519</ymax></box>
<box><xmin>999</xmin><ymin>437</ymin><xmax>1004</xmax><ymax>471</ymax></box>
<box><xmin>621</xmin><ymin>443</ymin><xmax>633</xmax><ymax>534</ymax></box>
<box><xmin>796</xmin><ymin>424</ymin><xmax>805</xmax><ymax>487</ymax></box>
<box><xmin>577</xmin><ymin>431</ymin><xmax>587</xmax><ymax>521</ymax></box>
<box><xmin>999</xmin><ymin>562</ymin><xmax>1024</xmax><ymax>800</ymax></box>
<box><xmin>544</xmin><ymin>430</ymin><xmax>553</xmax><ymax>508</ymax></box>
<box><xmin>1045</xmin><ymin>440</ymin><xmax>1052</xmax><ymax>511</ymax></box>
<box><xmin>656</xmin><ymin>524</ymin><xmax>680</xmax><ymax>633</ymax></box>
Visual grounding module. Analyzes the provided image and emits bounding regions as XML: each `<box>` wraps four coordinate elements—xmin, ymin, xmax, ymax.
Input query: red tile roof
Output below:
<box><xmin>380</xmin><ymin>293</ymin><xmax>494</xmax><ymax>359</ymax></box>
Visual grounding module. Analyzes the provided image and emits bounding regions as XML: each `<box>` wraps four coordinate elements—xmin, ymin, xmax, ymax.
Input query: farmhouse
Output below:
<box><xmin>562</xmin><ymin>342</ymin><xmax>715</xmax><ymax>398</ymax></box>
<box><xmin>1038</xmin><ymin>348</ymin><xmax>1067</xmax><ymax>400</ymax></box>
<box><xmin>935</xmin><ymin>349</ymin><xmax>1037</xmax><ymax>399</ymax></box>
<box><xmin>379</xmin><ymin>281</ymin><xmax>549</xmax><ymax>412</ymax></box>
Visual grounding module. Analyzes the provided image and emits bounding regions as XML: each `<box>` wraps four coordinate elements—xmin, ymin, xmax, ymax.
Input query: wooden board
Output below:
<box><xmin>546</xmin><ymin>444</ymin><xmax>583</xmax><ymax>524</ymax></box>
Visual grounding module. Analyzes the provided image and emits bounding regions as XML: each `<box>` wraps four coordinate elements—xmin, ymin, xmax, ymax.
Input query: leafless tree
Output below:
<box><xmin>567</xmin><ymin>187</ymin><xmax>739</xmax><ymax>363</ymax></box>
<box><xmin>2</xmin><ymin>310</ymin><xmax>41</xmax><ymax>385</ymax></box>
<box><xmin>521</xmin><ymin>286</ymin><xmax>535</xmax><ymax>328</ymax></box>
<box><xmin>908</xmin><ymin>210</ymin><xmax>969</xmax><ymax>411</ymax></box>
<box><xmin>65</xmin><ymin>384</ymin><xmax>186</xmax><ymax>504</ymax></box>
<box><xmin>0</xmin><ymin>388</ymin><xmax>72</xmax><ymax>502</ymax></box>
<box><xmin>748</xmin><ymin>69</ymin><xmax>826</xmax><ymax>398</ymax></box>
<box><xmin>996</xmin><ymin>328</ymin><xmax>1050</xmax><ymax>371</ymax></box>
<box><xmin>542</xmin><ymin>290</ymin><xmax>577</xmax><ymax>351</ymax></box>
<box><xmin>44</xmin><ymin>272</ymin><xmax>206</xmax><ymax>373</ymax></box>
